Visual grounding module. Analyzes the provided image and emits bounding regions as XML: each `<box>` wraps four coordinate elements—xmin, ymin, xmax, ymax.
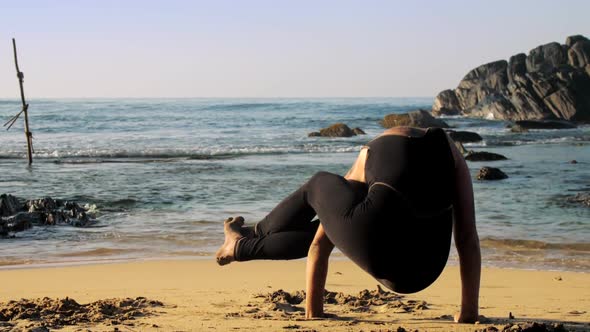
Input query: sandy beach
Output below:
<box><xmin>0</xmin><ymin>259</ymin><xmax>588</xmax><ymax>331</ymax></box>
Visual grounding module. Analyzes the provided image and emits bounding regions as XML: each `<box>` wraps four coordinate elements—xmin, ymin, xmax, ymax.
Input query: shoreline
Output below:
<box><xmin>1</xmin><ymin>253</ymin><xmax>589</xmax><ymax>274</ymax></box>
<box><xmin>1</xmin><ymin>259</ymin><xmax>589</xmax><ymax>331</ymax></box>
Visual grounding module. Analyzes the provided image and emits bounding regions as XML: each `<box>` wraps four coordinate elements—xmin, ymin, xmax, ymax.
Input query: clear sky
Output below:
<box><xmin>1</xmin><ymin>0</ymin><xmax>589</xmax><ymax>98</ymax></box>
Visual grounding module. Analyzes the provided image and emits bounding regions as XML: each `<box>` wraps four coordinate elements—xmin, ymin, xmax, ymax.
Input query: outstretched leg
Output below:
<box><xmin>215</xmin><ymin>216</ymin><xmax>245</xmax><ymax>265</ymax></box>
<box><xmin>235</xmin><ymin>172</ymin><xmax>368</xmax><ymax>261</ymax></box>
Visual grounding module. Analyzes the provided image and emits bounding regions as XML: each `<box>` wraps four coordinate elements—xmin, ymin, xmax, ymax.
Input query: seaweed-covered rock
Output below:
<box><xmin>476</xmin><ymin>167</ymin><xmax>508</xmax><ymax>180</ymax></box>
<box><xmin>380</xmin><ymin>109</ymin><xmax>449</xmax><ymax>129</ymax></box>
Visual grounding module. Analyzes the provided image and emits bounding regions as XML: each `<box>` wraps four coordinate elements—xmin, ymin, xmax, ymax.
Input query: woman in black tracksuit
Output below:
<box><xmin>215</xmin><ymin>126</ymin><xmax>481</xmax><ymax>323</ymax></box>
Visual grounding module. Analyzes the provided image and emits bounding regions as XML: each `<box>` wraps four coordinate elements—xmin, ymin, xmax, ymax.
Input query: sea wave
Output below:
<box><xmin>480</xmin><ymin>237</ymin><xmax>590</xmax><ymax>252</ymax></box>
<box><xmin>0</xmin><ymin>145</ymin><xmax>363</xmax><ymax>160</ymax></box>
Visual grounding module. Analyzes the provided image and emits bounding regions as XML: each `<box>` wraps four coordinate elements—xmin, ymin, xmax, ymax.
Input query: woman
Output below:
<box><xmin>216</xmin><ymin>126</ymin><xmax>481</xmax><ymax>323</ymax></box>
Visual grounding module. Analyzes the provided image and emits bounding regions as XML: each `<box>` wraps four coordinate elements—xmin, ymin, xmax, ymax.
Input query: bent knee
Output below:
<box><xmin>308</xmin><ymin>171</ymin><xmax>343</xmax><ymax>185</ymax></box>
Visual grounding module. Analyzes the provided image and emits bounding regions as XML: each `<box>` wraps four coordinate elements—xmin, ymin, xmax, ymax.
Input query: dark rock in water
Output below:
<box><xmin>476</xmin><ymin>167</ymin><xmax>508</xmax><ymax>180</ymax></box>
<box><xmin>352</xmin><ymin>127</ymin><xmax>366</xmax><ymax>135</ymax></box>
<box><xmin>465</xmin><ymin>151</ymin><xmax>508</xmax><ymax>162</ymax></box>
<box><xmin>0</xmin><ymin>194</ymin><xmax>22</xmax><ymax>217</ymax></box>
<box><xmin>511</xmin><ymin>120</ymin><xmax>577</xmax><ymax>130</ymax></box>
<box><xmin>380</xmin><ymin>109</ymin><xmax>449</xmax><ymax>129</ymax></box>
<box><xmin>510</xmin><ymin>125</ymin><xmax>529</xmax><ymax>133</ymax></box>
<box><xmin>320</xmin><ymin>123</ymin><xmax>354</xmax><ymax>137</ymax></box>
<box><xmin>566</xmin><ymin>193</ymin><xmax>590</xmax><ymax>207</ymax></box>
<box><xmin>1</xmin><ymin>194</ymin><xmax>97</xmax><ymax>237</ymax></box>
<box><xmin>309</xmin><ymin>123</ymin><xmax>364</xmax><ymax>137</ymax></box>
<box><xmin>446</xmin><ymin>130</ymin><xmax>483</xmax><ymax>143</ymax></box>
<box><xmin>570</xmin><ymin>160</ymin><xmax>578</xmax><ymax>164</ymax></box>
<box><xmin>0</xmin><ymin>212</ymin><xmax>34</xmax><ymax>235</ymax></box>
<box><xmin>432</xmin><ymin>35</ymin><xmax>590</xmax><ymax>123</ymax></box>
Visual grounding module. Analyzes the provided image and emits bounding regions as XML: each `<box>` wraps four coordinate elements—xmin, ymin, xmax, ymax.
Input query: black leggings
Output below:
<box><xmin>235</xmin><ymin>171</ymin><xmax>453</xmax><ymax>294</ymax></box>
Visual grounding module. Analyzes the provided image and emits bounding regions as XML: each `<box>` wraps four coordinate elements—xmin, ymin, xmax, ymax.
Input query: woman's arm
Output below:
<box><xmin>447</xmin><ymin>135</ymin><xmax>481</xmax><ymax>323</ymax></box>
<box><xmin>305</xmin><ymin>224</ymin><xmax>334</xmax><ymax>318</ymax></box>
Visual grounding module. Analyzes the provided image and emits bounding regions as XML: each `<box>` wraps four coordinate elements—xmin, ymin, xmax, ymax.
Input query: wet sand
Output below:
<box><xmin>0</xmin><ymin>259</ymin><xmax>588</xmax><ymax>331</ymax></box>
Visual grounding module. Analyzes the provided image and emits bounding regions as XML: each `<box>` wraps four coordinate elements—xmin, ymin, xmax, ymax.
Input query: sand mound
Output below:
<box><xmin>477</xmin><ymin>321</ymin><xmax>569</xmax><ymax>332</ymax></box>
<box><xmin>245</xmin><ymin>285</ymin><xmax>429</xmax><ymax>318</ymax></box>
<box><xmin>0</xmin><ymin>296</ymin><xmax>163</xmax><ymax>329</ymax></box>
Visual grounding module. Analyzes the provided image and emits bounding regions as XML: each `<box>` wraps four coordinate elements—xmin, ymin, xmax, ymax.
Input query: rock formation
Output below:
<box><xmin>1</xmin><ymin>194</ymin><xmax>97</xmax><ymax>236</ymax></box>
<box><xmin>308</xmin><ymin>123</ymin><xmax>366</xmax><ymax>138</ymax></box>
<box><xmin>433</xmin><ymin>35</ymin><xmax>590</xmax><ymax>123</ymax></box>
<box><xmin>476</xmin><ymin>167</ymin><xmax>508</xmax><ymax>180</ymax></box>
<box><xmin>465</xmin><ymin>151</ymin><xmax>508</xmax><ymax>162</ymax></box>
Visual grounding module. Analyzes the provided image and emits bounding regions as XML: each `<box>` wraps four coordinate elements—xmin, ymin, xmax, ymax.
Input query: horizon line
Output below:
<box><xmin>0</xmin><ymin>96</ymin><xmax>436</xmax><ymax>100</ymax></box>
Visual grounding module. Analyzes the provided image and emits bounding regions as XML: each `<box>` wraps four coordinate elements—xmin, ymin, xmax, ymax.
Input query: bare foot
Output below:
<box><xmin>215</xmin><ymin>216</ymin><xmax>245</xmax><ymax>266</ymax></box>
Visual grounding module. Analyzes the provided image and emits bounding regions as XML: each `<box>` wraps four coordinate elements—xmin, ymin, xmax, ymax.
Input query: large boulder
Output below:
<box><xmin>380</xmin><ymin>109</ymin><xmax>449</xmax><ymax>129</ymax></box>
<box><xmin>465</xmin><ymin>151</ymin><xmax>508</xmax><ymax>162</ymax></box>
<box><xmin>432</xmin><ymin>35</ymin><xmax>590</xmax><ymax>123</ymax></box>
<box><xmin>308</xmin><ymin>123</ymin><xmax>364</xmax><ymax>137</ymax></box>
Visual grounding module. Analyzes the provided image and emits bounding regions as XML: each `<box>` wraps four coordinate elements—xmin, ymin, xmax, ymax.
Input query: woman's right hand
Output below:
<box><xmin>305</xmin><ymin>225</ymin><xmax>334</xmax><ymax>320</ymax></box>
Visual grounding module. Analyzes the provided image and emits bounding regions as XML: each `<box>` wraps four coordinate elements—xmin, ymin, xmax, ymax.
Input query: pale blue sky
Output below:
<box><xmin>1</xmin><ymin>0</ymin><xmax>589</xmax><ymax>98</ymax></box>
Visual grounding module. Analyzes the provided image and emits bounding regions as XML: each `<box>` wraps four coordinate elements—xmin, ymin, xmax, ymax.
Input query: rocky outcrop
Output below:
<box><xmin>433</xmin><ymin>35</ymin><xmax>590</xmax><ymax>123</ymax></box>
<box><xmin>380</xmin><ymin>109</ymin><xmax>449</xmax><ymax>129</ymax></box>
<box><xmin>1</xmin><ymin>195</ymin><xmax>97</xmax><ymax>236</ymax></box>
<box><xmin>308</xmin><ymin>123</ymin><xmax>365</xmax><ymax>137</ymax></box>
<box><xmin>476</xmin><ymin>167</ymin><xmax>508</xmax><ymax>180</ymax></box>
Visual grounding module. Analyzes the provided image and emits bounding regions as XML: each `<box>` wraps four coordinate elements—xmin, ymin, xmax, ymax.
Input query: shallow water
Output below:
<box><xmin>0</xmin><ymin>98</ymin><xmax>588</xmax><ymax>271</ymax></box>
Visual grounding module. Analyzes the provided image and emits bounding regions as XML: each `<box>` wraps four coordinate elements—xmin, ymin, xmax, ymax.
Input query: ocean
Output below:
<box><xmin>0</xmin><ymin>98</ymin><xmax>588</xmax><ymax>271</ymax></box>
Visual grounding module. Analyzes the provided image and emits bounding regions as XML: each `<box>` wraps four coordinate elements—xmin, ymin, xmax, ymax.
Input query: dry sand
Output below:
<box><xmin>0</xmin><ymin>259</ymin><xmax>588</xmax><ymax>331</ymax></box>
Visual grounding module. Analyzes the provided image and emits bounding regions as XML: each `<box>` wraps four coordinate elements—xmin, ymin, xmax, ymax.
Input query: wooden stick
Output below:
<box><xmin>12</xmin><ymin>38</ymin><xmax>33</xmax><ymax>165</ymax></box>
<box><xmin>3</xmin><ymin>109</ymin><xmax>23</xmax><ymax>128</ymax></box>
